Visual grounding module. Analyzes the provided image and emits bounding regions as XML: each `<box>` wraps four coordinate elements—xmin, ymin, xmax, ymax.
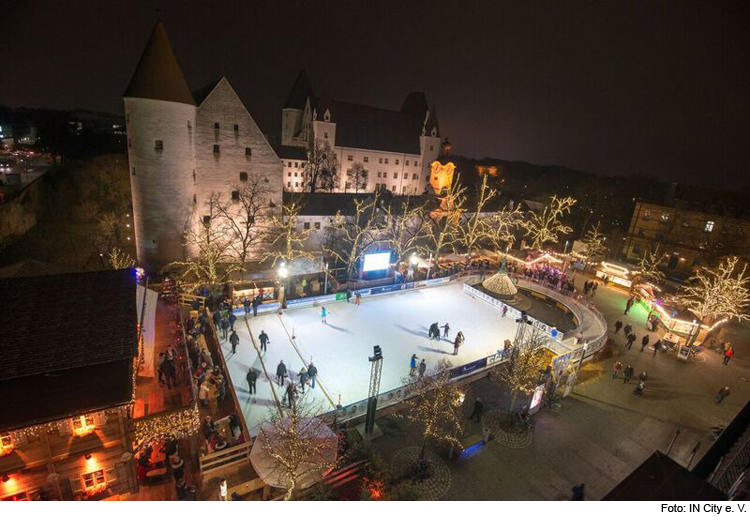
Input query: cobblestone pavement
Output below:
<box><xmin>482</xmin><ymin>408</ymin><xmax>534</xmax><ymax>449</ymax></box>
<box><xmin>372</xmin><ymin>272</ymin><xmax>750</xmax><ymax>500</ymax></box>
<box><xmin>391</xmin><ymin>447</ymin><xmax>452</xmax><ymax>500</ymax></box>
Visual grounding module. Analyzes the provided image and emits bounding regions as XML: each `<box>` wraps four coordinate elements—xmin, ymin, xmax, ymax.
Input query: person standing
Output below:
<box><xmin>243</xmin><ymin>297</ymin><xmax>251</xmax><ymax>316</ymax></box>
<box><xmin>228</xmin><ymin>311</ymin><xmax>237</xmax><ymax>331</ymax></box>
<box><xmin>640</xmin><ymin>335</ymin><xmax>650</xmax><ymax>352</ymax></box>
<box><xmin>285</xmin><ymin>381</ymin><xmax>297</xmax><ymax>408</ymax></box>
<box><xmin>613</xmin><ymin>361</ymin><xmax>623</xmax><ymax>379</ymax></box>
<box><xmin>624</xmin><ymin>297</ymin><xmax>634</xmax><ymax>315</ymax></box>
<box><xmin>219</xmin><ymin>478</ymin><xmax>228</xmax><ymax>501</ymax></box>
<box><xmin>591</xmin><ymin>282</ymin><xmax>598</xmax><ymax>297</ymax></box>
<box><xmin>252</xmin><ymin>296</ymin><xmax>259</xmax><ymax>317</ymax></box>
<box><xmin>246</xmin><ymin>368</ymin><xmax>257</xmax><ymax>395</ymax></box>
<box><xmin>409</xmin><ymin>354</ymin><xmax>418</xmax><ymax>377</ymax></box>
<box><xmin>321</xmin><ymin>306</ymin><xmax>327</xmax><ymax>324</ymax></box>
<box><xmin>163</xmin><ymin>355</ymin><xmax>177</xmax><ymax>389</ymax></box>
<box><xmin>220</xmin><ymin>317</ymin><xmax>230</xmax><ymax>340</ymax></box>
<box><xmin>418</xmin><ymin>359</ymin><xmax>427</xmax><ymax>378</ymax></box>
<box><xmin>229</xmin><ymin>330</ymin><xmax>240</xmax><ymax>355</ymax></box>
<box><xmin>307</xmin><ymin>362</ymin><xmax>318</xmax><ymax>389</ymax></box>
<box><xmin>258</xmin><ymin>330</ymin><xmax>270</xmax><ymax>353</ymax></box>
<box><xmin>346</xmin><ymin>290</ymin><xmax>352</xmax><ymax>303</ymax></box>
<box><xmin>623</xmin><ymin>323</ymin><xmax>632</xmax><ymax>337</ymax></box>
<box><xmin>626</xmin><ymin>333</ymin><xmax>637</xmax><ymax>349</ymax></box>
<box><xmin>723</xmin><ymin>346</ymin><xmax>734</xmax><ymax>366</ymax></box>
<box><xmin>299</xmin><ymin>367</ymin><xmax>308</xmax><ymax>393</ymax></box>
<box><xmin>454</xmin><ymin>331</ymin><xmax>465</xmax><ymax>355</ymax></box>
<box><xmin>276</xmin><ymin>360</ymin><xmax>287</xmax><ymax>386</ymax></box>
<box><xmin>715</xmin><ymin>386</ymin><xmax>731</xmax><ymax>404</ymax></box>
<box><xmin>355</xmin><ymin>292</ymin><xmax>362</xmax><ymax>305</ymax></box>
<box><xmin>623</xmin><ymin>364</ymin><xmax>634</xmax><ymax>384</ymax></box>
<box><xmin>468</xmin><ymin>398</ymin><xmax>484</xmax><ymax>423</ymax></box>
<box><xmin>442</xmin><ymin>322</ymin><xmax>451</xmax><ymax>339</ymax></box>
<box><xmin>614</xmin><ymin>320</ymin><xmax>623</xmax><ymax>334</ymax></box>
<box><xmin>652</xmin><ymin>339</ymin><xmax>662</xmax><ymax>357</ymax></box>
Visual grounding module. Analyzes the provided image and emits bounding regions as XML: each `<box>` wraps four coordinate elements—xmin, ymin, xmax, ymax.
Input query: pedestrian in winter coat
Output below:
<box><xmin>469</xmin><ymin>398</ymin><xmax>484</xmax><ymax>423</ymax></box>
<box><xmin>640</xmin><ymin>335</ymin><xmax>650</xmax><ymax>351</ymax></box>
<box><xmin>626</xmin><ymin>333</ymin><xmax>637</xmax><ymax>349</ymax></box>
<box><xmin>346</xmin><ymin>290</ymin><xmax>352</xmax><ymax>303</ymax></box>
<box><xmin>307</xmin><ymin>362</ymin><xmax>318</xmax><ymax>388</ymax></box>
<box><xmin>454</xmin><ymin>331</ymin><xmax>465</xmax><ymax>355</ymax></box>
<box><xmin>299</xmin><ymin>367</ymin><xmax>308</xmax><ymax>393</ymax></box>
<box><xmin>246</xmin><ymin>368</ymin><xmax>257</xmax><ymax>394</ymax></box>
<box><xmin>252</xmin><ymin>296</ymin><xmax>259</xmax><ymax>316</ymax></box>
<box><xmin>355</xmin><ymin>292</ymin><xmax>362</xmax><ymax>305</ymax></box>
<box><xmin>624</xmin><ymin>297</ymin><xmax>634</xmax><ymax>315</ymax></box>
<box><xmin>213</xmin><ymin>310</ymin><xmax>222</xmax><ymax>327</ymax></box>
<box><xmin>243</xmin><ymin>298</ymin><xmax>251</xmax><ymax>315</ymax></box>
<box><xmin>613</xmin><ymin>361</ymin><xmax>623</xmax><ymax>379</ymax></box>
<box><xmin>614</xmin><ymin>320</ymin><xmax>623</xmax><ymax>334</ymax></box>
<box><xmin>285</xmin><ymin>381</ymin><xmax>297</xmax><ymax>408</ymax></box>
<box><xmin>442</xmin><ymin>323</ymin><xmax>451</xmax><ymax>338</ymax></box>
<box><xmin>321</xmin><ymin>307</ymin><xmax>327</xmax><ymax>323</ymax></box>
<box><xmin>220</xmin><ymin>318</ymin><xmax>230</xmax><ymax>340</ymax></box>
<box><xmin>229</xmin><ymin>331</ymin><xmax>240</xmax><ymax>354</ymax></box>
<box><xmin>409</xmin><ymin>354</ymin><xmax>418</xmax><ymax>377</ymax></box>
<box><xmin>228</xmin><ymin>312</ymin><xmax>237</xmax><ymax>331</ymax></box>
<box><xmin>639</xmin><ymin>371</ymin><xmax>647</xmax><ymax>383</ymax></box>
<box><xmin>723</xmin><ymin>347</ymin><xmax>734</xmax><ymax>366</ymax></box>
<box><xmin>502</xmin><ymin>305</ymin><xmax>508</xmax><ymax>317</ymax></box>
<box><xmin>715</xmin><ymin>386</ymin><xmax>731</xmax><ymax>404</ymax></box>
<box><xmin>623</xmin><ymin>324</ymin><xmax>632</xmax><ymax>337</ymax></box>
<box><xmin>258</xmin><ymin>331</ymin><xmax>270</xmax><ymax>352</ymax></box>
<box><xmin>276</xmin><ymin>360</ymin><xmax>287</xmax><ymax>386</ymax></box>
<box><xmin>653</xmin><ymin>340</ymin><xmax>662</xmax><ymax>356</ymax></box>
<box><xmin>418</xmin><ymin>359</ymin><xmax>427</xmax><ymax>378</ymax></box>
<box><xmin>592</xmin><ymin>282</ymin><xmax>598</xmax><ymax>297</ymax></box>
<box><xmin>623</xmin><ymin>364</ymin><xmax>634</xmax><ymax>384</ymax></box>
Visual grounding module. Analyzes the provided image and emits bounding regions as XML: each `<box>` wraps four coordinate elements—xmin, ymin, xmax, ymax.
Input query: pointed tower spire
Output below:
<box><xmin>283</xmin><ymin>70</ymin><xmax>314</xmax><ymax>110</ymax></box>
<box><xmin>124</xmin><ymin>21</ymin><xmax>195</xmax><ymax>105</ymax></box>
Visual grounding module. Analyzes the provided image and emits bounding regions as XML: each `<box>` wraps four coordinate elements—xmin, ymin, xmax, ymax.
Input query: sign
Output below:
<box><xmin>677</xmin><ymin>345</ymin><xmax>692</xmax><ymax>361</ymax></box>
<box><xmin>529</xmin><ymin>384</ymin><xmax>545</xmax><ymax>415</ymax></box>
<box><xmin>449</xmin><ymin>357</ymin><xmax>488</xmax><ymax>379</ymax></box>
<box><xmin>362</xmin><ymin>251</ymin><xmax>391</xmax><ymax>272</ymax></box>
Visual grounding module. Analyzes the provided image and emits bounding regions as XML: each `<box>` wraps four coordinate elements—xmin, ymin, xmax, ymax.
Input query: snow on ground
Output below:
<box><xmin>220</xmin><ymin>282</ymin><xmax>520</xmax><ymax>434</ymax></box>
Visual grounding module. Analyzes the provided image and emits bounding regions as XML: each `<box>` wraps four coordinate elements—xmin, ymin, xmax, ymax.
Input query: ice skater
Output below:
<box><xmin>321</xmin><ymin>306</ymin><xmax>327</xmax><ymax>324</ymax></box>
<box><xmin>442</xmin><ymin>322</ymin><xmax>451</xmax><ymax>339</ymax></box>
<box><xmin>229</xmin><ymin>330</ymin><xmax>240</xmax><ymax>355</ymax></box>
<box><xmin>276</xmin><ymin>360</ymin><xmax>287</xmax><ymax>386</ymax></box>
<box><xmin>299</xmin><ymin>367</ymin><xmax>308</xmax><ymax>393</ymax></box>
<box><xmin>228</xmin><ymin>311</ymin><xmax>237</xmax><ymax>331</ymax></box>
<box><xmin>418</xmin><ymin>359</ymin><xmax>427</xmax><ymax>378</ymax></box>
<box><xmin>453</xmin><ymin>331</ymin><xmax>465</xmax><ymax>355</ymax></box>
<box><xmin>307</xmin><ymin>362</ymin><xmax>318</xmax><ymax>389</ymax></box>
<box><xmin>428</xmin><ymin>322</ymin><xmax>440</xmax><ymax>340</ymax></box>
<box><xmin>355</xmin><ymin>292</ymin><xmax>361</xmax><ymax>305</ymax></box>
<box><xmin>409</xmin><ymin>354</ymin><xmax>418</xmax><ymax>377</ymax></box>
<box><xmin>246</xmin><ymin>368</ymin><xmax>257</xmax><ymax>395</ymax></box>
<box><xmin>258</xmin><ymin>330</ymin><xmax>270</xmax><ymax>353</ymax></box>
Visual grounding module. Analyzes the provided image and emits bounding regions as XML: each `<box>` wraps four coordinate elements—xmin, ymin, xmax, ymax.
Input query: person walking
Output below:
<box><xmin>409</xmin><ymin>354</ymin><xmax>418</xmax><ymax>377</ymax></box>
<box><xmin>229</xmin><ymin>330</ymin><xmax>240</xmax><ymax>355</ymax></box>
<box><xmin>246</xmin><ymin>368</ymin><xmax>257</xmax><ymax>395</ymax></box>
<box><xmin>502</xmin><ymin>305</ymin><xmax>508</xmax><ymax>317</ymax></box>
<box><xmin>442</xmin><ymin>322</ymin><xmax>451</xmax><ymax>339</ymax></box>
<box><xmin>258</xmin><ymin>330</ymin><xmax>270</xmax><ymax>353</ymax></box>
<box><xmin>639</xmin><ymin>371</ymin><xmax>648</xmax><ymax>383</ymax></box>
<box><xmin>591</xmin><ymin>282</ymin><xmax>598</xmax><ymax>297</ymax></box>
<box><xmin>213</xmin><ymin>310</ymin><xmax>222</xmax><ymax>329</ymax></box>
<box><xmin>163</xmin><ymin>355</ymin><xmax>177</xmax><ymax>389</ymax></box>
<box><xmin>653</xmin><ymin>339</ymin><xmax>662</xmax><ymax>357</ymax></box>
<box><xmin>220</xmin><ymin>317</ymin><xmax>230</xmax><ymax>340</ymax></box>
<box><xmin>468</xmin><ymin>398</ymin><xmax>484</xmax><ymax>423</ymax></box>
<box><xmin>715</xmin><ymin>386</ymin><xmax>731</xmax><ymax>404</ymax></box>
<box><xmin>623</xmin><ymin>364</ymin><xmax>634</xmax><ymax>384</ymax></box>
<box><xmin>613</xmin><ymin>361</ymin><xmax>623</xmax><ymax>379</ymax></box>
<box><xmin>614</xmin><ymin>320</ymin><xmax>623</xmax><ymax>334</ymax></box>
<box><xmin>624</xmin><ymin>297</ymin><xmax>634</xmax><ymax>315</ymax></box>
<box><xmin>252</xmin><ymin>296</ymin><xmax>259</xmax><ymax>317</ymax></box>
<box><xmin>346</xmin><ymin>290</ymin><xmax>352</xmax><ymax>303</ymax></box>
<box><xmin>640</xmin><ymin>335</ymin><xmax>650</xmax><ymax>352</ymax></box>
<box><xmin>307</xmin><ymin>362</ymin><xmax>318</xmax><ymax>389</ymax></box>
<box><xmin>276</xmin><ymin>360</ymin><xmax>287</xmax><ymax>386</ymax></box>
<box><xmin>321</xmin><ymin>306</ymin><xmax>327</xmax><ymax>324</ymax></box>
<box><xmin>285</xmin><ymin>381</ymin><xmax>297</xmax><ymax>409</ymax></box>
<box><xmin>418</xmin><ymin>359</ymin><xmax>427</xmax><ymax>378</ymax></box>
<box><xmin>626</xmin><ymin>333</ymin><xmax>637</xmax><ymax>349</ymax></box>
<box><xmin>623</xmin><ymin>323</ymin><xmax>632</xmax><ymax>337</ymax></box>
<box><xmin>723</xmin><ymin>346</ymin><xmax>734</xmax><ymax>366</ymax></box>
<box><xmin>243</xmin><ymin>297</ymin><xmax>251</xmax><ymax>316</ymax></box>
<box><xmin>299</xmin><ymin>367</ymin><xmax>308</xmax><ymax>394</ymax></box>
<box><xmin>454</xmin><ymin>331</ymin><xmax>465</xmax><ymax>355</ymax></box>
<box><xmin>228</xmin><ymin>311</ymin><xmax>237</xmax><ymax>331</ymax></box>
<box><xmin>355</xmin><ymin>292</ymin><xmax>362</xmax><ymax>305</ymax></box>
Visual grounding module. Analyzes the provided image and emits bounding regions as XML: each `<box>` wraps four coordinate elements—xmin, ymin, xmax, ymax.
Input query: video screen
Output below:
<box><xmin>362</xmin><ymin>251</ymin><xmax>391</xmax><ymax>272</ymax></box>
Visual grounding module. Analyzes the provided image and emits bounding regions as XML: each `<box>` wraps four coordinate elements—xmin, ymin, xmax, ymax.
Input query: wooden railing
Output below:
<box><xmin>199</xmin><ymin>441</ymin><xmax>252</xmax><ymax>477</ymax></box>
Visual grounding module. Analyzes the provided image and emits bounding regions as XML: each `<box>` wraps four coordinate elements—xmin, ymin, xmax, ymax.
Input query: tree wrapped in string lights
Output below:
<box><xmin>264</xmin><ymin>201</ymin><xmax>315</xmax><ymax>267</ymax></box>
<box><xmin>632</xmin><ymin>244</ymin><xmax>668</xmax><ymax>289</ymax></box>
<box><xmin>106</xmin><ymin>247</ymin><xmax>136</xmax><ymax>269</ymax></box>
<box><xmin>397</xmin><ymin>359</ymin><xmax>465</xmax><ymax>478</ymax></box>
<box><xmin>521</xmin><ymin>195</ymin><xmax>577</xmax><ymax>250</ymax></box>
<box><xmin>675</xmin><ymin>255</ymin><xmax>750</xmax><ymax>345</ymax></box>
<box><xmin>580</xmin><ymin>222</ymin><xmax>607</xmax><ymax>260</ymax></box>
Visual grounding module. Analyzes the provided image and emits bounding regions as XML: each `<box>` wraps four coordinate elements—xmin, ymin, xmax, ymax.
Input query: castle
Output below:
<box><xmin>124</xmin><ymin>21</ymin><xmax>442</xmax><ymax>268</ymax></box>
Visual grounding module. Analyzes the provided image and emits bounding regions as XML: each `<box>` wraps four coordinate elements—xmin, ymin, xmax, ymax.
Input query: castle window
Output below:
<box><xmin>385</xmin><ymin>158</ymin><xmax>389</xmax><ymax>164</ymax></box>
<box><xmin>214</xmin><ymin>122</ymin><xmax>220</xmax><ymax>130</ymax></box>
<box><xmin>347</xmin><ymin>155</ymin><xmax>353</xmax><ymax>161</ymax></box>
<box><xmin>393</xmin><ymin>173</ymin><xmax>398</xmax><ymax>178</ymax></box>
<box><xmin>240</xmin><ymin>172</ymin><xmax>248</xmax><ymax>182</ymax></box>
<box><xmin>414</xmin><ymin>161</ymin><xmax>418</xmax><ymax>167</ymax></box>
<box><xmin>412</xmin><ymin>174</ymin><xmax>418</xmax><ymax>180</ymax></box>
<box><xmin>405</xmin><ymin>160</ymin><xmax>410</xmax><ymax>166</ymax></box>
<box><xmin>379</xmin><ymin>158</ymin><xmax>382</xmax><ymax>163</ymax></box>
<box><xmin>304</xmin><ymin>222</ymin><xmax>311</xmax><ymax>229</ymax></box>
<box><xmin>392</xmin><ymin>185</ymin><xmax>396</xmax><ymax>192</ymax></box>
<box><xmin>346</xmin><ymin>169</ymin><xmax>353</xmax><ymax>176</ymax></box>
<box><xmin>231</xmin><ymin>191</ymin><xmax>240</xmax><ymax>201</ymax></box>
<box><xmin>395</xmin><ymin>159</ymin><xmax>399</xmax><ymax>165</ymax></box>
<box><xmin>245</xmin><ymin>147</ymin><xmax>252</xmax><ymax>156</ymax></box>
<box><xmin>203</xmin><ymin>215</ymin><xmax>211</xmax><ymax>225</ymax></box>
<box><xmin>288</xmin><ymin>172</ymin><xmax>292</xmax><ymax>177</ymax></box>
<box><xmin>364</xmin><ymin>157</ymin><xmax>369</xmax><ymax>162</ymax></box>
<box><xmin>287</xmin><ymin>182</ymin><xmax>291</xmax><ymax>188</ymax></box>
<box><xmin>324</xmin><ymin>132</ymin><xmax>329</xmax><ymax>139</ymax></box>
<box><xmin>193</xmin><ymin>194</ymin><xmax>196</xmax><ymax>203</ymax></box>
<box><xmin>363</xmin><ymin>170</ymin><xmax>368</xmax><ymax>177</ymax></box>
<box><xmin>294</xmin><ymin>162</ymin><xmax>299</xmax><ymax>168</ymax></box>
<box><xmin>430</xmin><ymin>145</ymin><xmax>434</xmax><ymax>150</ymax></box>
<box><xmin>314</xmin><ymin>222</ymin><xmax>321</xmax><ymax>229</ymax></box>
<box><xmin>154</xmin><ymin>140</ymin><xmax>163</xmax><ymax>150</ymax></box>
<box><xmin>234</xmin><ymin>124</ymin><xmax>239</xmax><ymax>132</ymax></box>
<box><xmin>187</xmin><ymin>120</ymin><xmax>192</xmax><ymax>130</ymax></box>
<box><xmin>288</xmin><ymin>162</ymin><xmax>292</xmax><ymax>167</ymax></box>
<box><xmin>295</xmin><ymin>181</ymin><xmax>299</xmax><ymax>188</ymax></box>
<box><xmin>213</xmin><ymin>144</ymin><xmax>220</xmax><ymax>154</ymax></box>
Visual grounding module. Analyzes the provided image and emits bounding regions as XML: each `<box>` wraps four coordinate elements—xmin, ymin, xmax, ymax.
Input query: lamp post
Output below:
<box><xmin>426</xmin><ymin>252</ymin><xmax>433</xmax><ymax>280</ymax></box>
<box><xmin>277</xmin><ymin>261</ymin><xmax>288</xmax><ymax>306</ymax></box>
<box><xmin>323</xmin><ymin>261</ymin><xmax>329</xmax><ymax>295</ymax></box>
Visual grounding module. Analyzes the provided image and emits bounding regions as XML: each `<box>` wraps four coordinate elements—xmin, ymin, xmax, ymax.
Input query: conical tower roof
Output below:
<box><xmin>283</xmin><ymin>70</ymin><xmax>314</xmax><ymax>110</ymax></box>
<box><xmin>124</xmin><ymin>21</ymin><xmax>195</xmax><ymax>105</ymax></box>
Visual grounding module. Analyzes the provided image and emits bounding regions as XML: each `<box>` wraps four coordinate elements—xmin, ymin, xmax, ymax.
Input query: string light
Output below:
<box><xmin>133</xmin><ymin>405</ymin><xmax>201</xmax><ymax>447</ymax></box>
<box><xmin>520</xmin><ymin>195</ymin><xmax>577</xmax><ymax>249</ymax></box>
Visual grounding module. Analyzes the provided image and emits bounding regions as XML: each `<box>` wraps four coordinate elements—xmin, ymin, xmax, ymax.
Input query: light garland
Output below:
<box><xmin>132</xmin><ymin>404</ymin><xmax>201</xmax><ymax>447</ymax></box>
<box><xmin>4</xmin><ymin>408</ymin><xmax>123</xmax><ymax>440</ymax></box>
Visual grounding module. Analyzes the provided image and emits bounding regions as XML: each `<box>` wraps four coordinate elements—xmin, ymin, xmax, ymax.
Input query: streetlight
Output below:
<box><xmin>277</xmin><ymin>261</ymin><xmax>288</xmax><ymax>306</ymax></box>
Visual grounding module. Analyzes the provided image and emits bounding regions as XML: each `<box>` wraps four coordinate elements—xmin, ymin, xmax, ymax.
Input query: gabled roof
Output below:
<box><xmin>192</xmin><ymin>78</ymin><xmax>222</xmax><ymax>106</ymax></box>
<box><xmin>123</xmin><ymin>21</ymin><xmax>195</xmax><ymax>105</ymax></box>
<box><xmin>284</xmin><ymin>191</ymin><xmax>435</xmax><ymax>217</ymax></box>
<box><xmin>401</xmin><ymin>92</ymin><xmax>429</xmax><ymax>118</ymax></box>
<box><xmin>424</xmin><ymin>106</ymin><xmax>440</xmax><ymax>137</ymax></box>
<box><xmin>284</xmin><ymin>70</ymin><xmax>314</xmax><ymax>110</ymax></box>
<box><xmin>325</xmin><ymin>100</ymin><xmax>425</xmax><ymax>155</ymax></box>
<box><xmin>272</xmin><ymin>143</ymin><xmax>308</xmax><ymax>160</ymax></box>
<box><xmin>0</xmin><ymin>269</ymin><xmax>138</xmax><ymax>381</ymax></box>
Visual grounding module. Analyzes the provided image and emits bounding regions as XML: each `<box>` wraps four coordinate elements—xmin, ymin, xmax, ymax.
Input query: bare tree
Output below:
<box><xmin>492</xmin><ymin>325</ymin><xmax>551</xmax><ymax>412</ymax></box>
<box><xmin>675</xmin><ymin>256</ymin><xmax>750</xmax><ymax>345</ymax></box>
<box><xmin>398</xmin><ymin>359</ymin><xmax>465</xmax><ymax>475</ymax></box>
<box><xmin>348</xmin><ymin>162</ymin><xmax>368</xmax><ymax>193</ymax></box>
<box><xmin>324</xmin><ymin>191</ymin><xmax>387</xmax><ymax>279</ymax></box>
<box><xmin>170</xmin><ymin>195</ymin><xmax>241</xmax><ymax>284</ymax></box>
<box><xmin>521</xmin><ymin>195</ymin><xmax>577</xmax><ymax>250</ymax></box>
<box><xmin>257</xmin><ymin>398</ymin><xmax>337</xmax><ymax>501</ymax></box>
<box><xmin>214</xmin><ymin>175</ymin><xmax>272</xmax><ymax>271</ymax></box>
<box><xmin>302</xmin><ymin>140</ymin><xmax>339</xmax><ymax>193</ymax></box>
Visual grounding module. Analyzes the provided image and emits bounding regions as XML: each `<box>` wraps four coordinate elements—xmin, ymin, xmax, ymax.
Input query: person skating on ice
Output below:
<box><xmin>307</xmin><ymin>362</ymin><xmax>318</xmax><ymax>388</ymax></box>
<box><xmin>442</xmin><ymin>322</ymin><xmax>451</xmax><ymax>339</ymax></box>
<box><xmin>258</xmin><ymin>330</ymin><xmax>270</xmax><ymax>352</ymax></box>
<box><xmin>409</xmin><ymin>354</ymin><xmax>418</xmax><ymax>377</ymax></box>
<box><xmin>418</xmin><ymin>359</ymin><xmax>427</xmax><ymax>378</ymax></box>
<box><xmin>276</xmin><ymin>360</ymin><xmax>287</xmax><ymax>386</ymax></box>
<box><xmin>321</xmin><ymin>306</ymin><xmax>327</xmax><ymax>324</ymax></box>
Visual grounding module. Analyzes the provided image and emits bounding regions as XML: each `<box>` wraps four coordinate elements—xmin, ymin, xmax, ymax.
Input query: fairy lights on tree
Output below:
<box><xmin>580</xmin><ymin>222</ymin><xmax>607</xmax><ymax>259</ymax></box>
<box><xmin>521</xmin><ymin>195</ymin><xmax>577</xmax><ymax>250</ymax></box>
<box><xmin>264</xmin><ymin>201</ymin><xmax>315</xmax><ymax>267</ymax></box>
<box><xmin>420</xmin><ymin>178</ymin><xmax>466</xmax><ymax>261</ymax></box>
<box><xmin>492</xmin><ymin>325</ymin><xmax>551</xmax><ymax>412</ymax></box>
<box><xmin>106</xmin><ymin>247</ymin><xmax>136</xmax><ymax>269</ymax></box>
<box><xmin>632</xmin><ymin>244</ymin><xmax>667</xmax><ymax>288</ymax></box>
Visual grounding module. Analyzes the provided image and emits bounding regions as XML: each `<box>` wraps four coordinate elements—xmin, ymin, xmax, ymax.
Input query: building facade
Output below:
<box><xmin>623</xmin><ymin>201</ymin><xmax>750</xmax><ymax>276</ymax></box>
<box><xmin>279</xmin><ymin>71</ymin><xmax>442</xmax><ymax>195</ymax></box>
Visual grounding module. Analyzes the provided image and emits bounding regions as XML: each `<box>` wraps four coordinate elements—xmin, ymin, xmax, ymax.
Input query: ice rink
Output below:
<box><xmin>219</xmin><ymin>282</ymin><xmax>521</xmax><ymax>433</ymax></box>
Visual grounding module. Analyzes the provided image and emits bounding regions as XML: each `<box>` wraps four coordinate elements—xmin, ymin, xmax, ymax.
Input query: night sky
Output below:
<box><xmin>3</xmin><ymin>1</ymin><xmax>748</xmax><ymax>187</ymax></box>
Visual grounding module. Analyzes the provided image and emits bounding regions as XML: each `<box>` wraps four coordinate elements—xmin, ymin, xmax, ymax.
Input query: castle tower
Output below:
<box><xmin>281</xmin><ymin>70</ymin><xmax>313</xmax><ymax>148</ymax></box>
<box><xmin>124</xmin><ymin>21</ymin><xmax>197</xmax><ymax>269</ymax></box>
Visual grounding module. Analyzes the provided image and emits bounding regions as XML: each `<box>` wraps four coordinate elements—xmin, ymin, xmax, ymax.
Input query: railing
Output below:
<box><xmin>178</xmin><ymin>292</ymin><xmax>206</xmax><ymax>310</ymax></box>
<box><xmin>199</xmin><ymin>441</ymin><xmax>253</xmax><ymax>478</ymax></box>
